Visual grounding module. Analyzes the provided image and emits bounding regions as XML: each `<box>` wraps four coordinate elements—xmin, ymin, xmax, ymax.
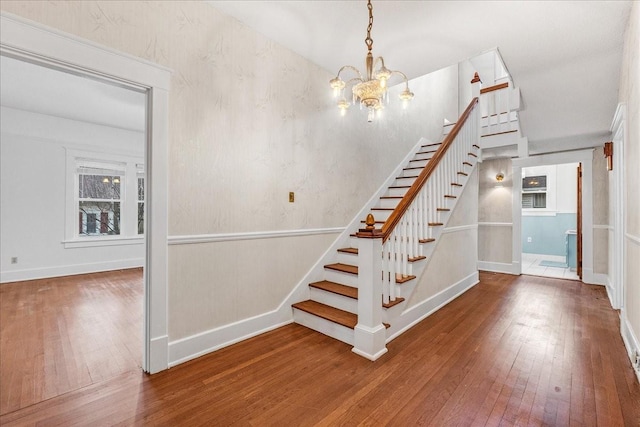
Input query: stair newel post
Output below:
<box><xmin>354</xmin><ymin>214</ymin><xmax>388</xmax><ymax>361</ymax></box>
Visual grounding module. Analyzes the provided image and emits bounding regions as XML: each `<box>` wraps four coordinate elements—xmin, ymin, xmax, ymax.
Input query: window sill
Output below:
<box><xmin>63</xmin><ymin>236</ymin><xmax>144</xmax><ymax>249</ymax></box>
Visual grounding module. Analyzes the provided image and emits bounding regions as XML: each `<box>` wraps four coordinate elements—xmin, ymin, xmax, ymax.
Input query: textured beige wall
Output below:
<box><xmin>408</xmin><ymin>169</ymin><xmax>478</xmax><ymax>306</ymax></box>
<box><xmin>478</xmin><ymin>158</ymin><xmax>513</xmax><ymax>264</ymax></box>
<box><xmin>619</xmin><ymin>2</ymin><xmax>640</xmax><ymax>347</ymax></box>
<box><xmin>0</xmin><ymin>1</ymin><xmax>461</xmax><ymax>341</ymax></box>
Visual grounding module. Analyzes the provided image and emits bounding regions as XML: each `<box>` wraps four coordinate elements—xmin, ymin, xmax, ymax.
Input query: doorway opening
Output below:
<box><xmin>0</xmin><ymin>54</ymin><xmax>147</xmax><ymax>413</ymax></box>
<box><xmin>520</xmin><ymin>162</ymin><xmax>581</xmax><ymax>280</ymax></box>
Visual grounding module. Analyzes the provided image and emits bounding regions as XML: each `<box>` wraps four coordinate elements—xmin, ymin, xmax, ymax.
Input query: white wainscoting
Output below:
<box><xmin>621</xmin><ymin>314</ymin><xmax>640</xmax><ymax>384</ymax></box>
<box><xmin>167</xmin><ymin>226</ymin><xmax>344</xmax><ymax>366</ymax></box>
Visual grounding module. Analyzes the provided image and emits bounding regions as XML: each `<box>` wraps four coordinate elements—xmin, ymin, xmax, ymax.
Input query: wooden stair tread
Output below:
<box><xmin>463</xmin><ymin>161</ymin><xmax>473</xmax><ymax>166</ymax></box>
<box><xmin>444</xmin><ymin>195</ymin><xmax>457</xmax><ymax>199</ymax></box>
<box><xmin>360</xmin><ymin>219</ymin><xmax>386</xmax><ymax>224</ymax></box>
<box><xmin>468</xmin><ymin>152</ymin><xmax>478</xmax><ymax>158</ymax></box>
<box><xmin>292</xmin><ymin>300</ymin><xmax>357</xmax><ymax>329</ymax></box>
<box><xmin>408</xmin><ymin>255</ymin><xmax>427</xmax><ymax>262</ymax></box>
<box><xmin>389</xmin><ymin>185</ymin><xmax>411</xmax><ymax>189</ymax></box>
<box><xmin>451</xmin><ymin>183</ymin><xmax>463</xmax><ymax>187</ymax></box>
<box><xmin>396</xmin><ymin>275</ymin><xmax>416</xmax><ymax>284</ymax></box>
<box><xmin>371</xmin><ymin>207</ymin><xmax>394</xmax><ymax>211</ymax></box>
<box><xmin>437</xmin><ymin>208</ymin><xmax>450</xmax><ymax>212</ymax></box>
<box><xmin>457</xmin><ymin>171</ymin><xmax>468</xmax><ymax>176</ymax></box>
<box><xmin>380</xmin><ymin>196</ymin><xmax>403</xmax><ymax>200</ymax></box>
<box><xmin>337</xmin><ymin>247</ymin><xmax>358</xmax><ymax>255</ymax></box>
<box><xmin>403</xmin><ymin>166</ymin><xmax>424</xmax><ymax>171</ymax></box>
<box><xmin>421</xmin><ymin>142</ymin><xmax>442</xmax><ymax>147</ymax></box>
<box><xmin>398</xmin><ymin>175</ymin><xmax>420</xmax><ymax>179</ymax></box>
<box><xmin>428</xmin><ymin>222</ymin><xmax>444</xmax><ymax>226</ymax></box>
<box><xmin>419</xmin><ymin>238</ymin><xmax>436</xmax><ymax>243</ymax></box>
<box><xmin>309</xmin><ymin>280</ymin><xmax>357</xmax><ymax>299</ymax></box>
<box><xmin>409</xmin><ymin>157</ymin><xmax>431</xmax><ymax>162</ymax></box>
<box><xmin>473</xmin><ymin>144</ymin><xmax>480</xmax><ymax>149</ymax></box>
<box><xmin>325</xmin><ymin>263</ymin><xmax>358</xmax><ymax>275</ymax></box>
<box><xmin>382</xmin><ymin>297</ymin><xmax>405</xmax><ymax>309</ymax></box>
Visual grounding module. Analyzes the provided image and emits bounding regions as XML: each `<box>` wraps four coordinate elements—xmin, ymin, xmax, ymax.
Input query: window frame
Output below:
<box><xmin>64</xmin><ymin>149</ymin><xmax>144</xmax><ymax>248</ymax></box>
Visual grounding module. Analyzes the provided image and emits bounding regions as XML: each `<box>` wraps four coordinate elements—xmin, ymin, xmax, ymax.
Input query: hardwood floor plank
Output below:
<box><xmin>0</xmin><ymin>269</ymin><xmax>143</xmax><ymax>415</ymax></box>
<box><xmin>2</xmin><ymin>272</ymin><xmax>639</xmax><ymax>426</ymax></box>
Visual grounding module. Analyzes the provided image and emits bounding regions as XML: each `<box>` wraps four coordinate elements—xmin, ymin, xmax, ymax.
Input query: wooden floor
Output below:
<box><xmin>2</xmin><ymin>272</ymin><xmax>639</xmax><ymax>425</ymax></box>
<box><xmin>0</xmin><ymin>268</ymin><xmax>142</xmax><ymax>415</ymax></box>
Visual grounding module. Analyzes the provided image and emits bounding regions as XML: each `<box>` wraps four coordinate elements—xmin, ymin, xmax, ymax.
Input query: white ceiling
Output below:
<box><xmin>209</xmin><ymin>0</ymin><xmax>632</xmax><ymax>149</ymax></box>
<box><xmin>0</xmin><ymin>55</ymin><xmax>146</xmax><ymax>133</ymax></box>
<box><xmin>0</xmin><ymin>2</ymin><xmax>631</xmax><ymax>151</ymax></box>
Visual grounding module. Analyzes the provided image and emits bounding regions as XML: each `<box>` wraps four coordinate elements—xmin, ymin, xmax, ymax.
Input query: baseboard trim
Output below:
<box><xmin>477</xmin><ymin>260</ymin><xmax>519</xmax><ymax>275</ymax></box>
<box><xmin>582</xmin><ymin>269</ymin><xmax>607</xmax><ymax>286</ymax></box>
<box><xmin>386</xmin><ymin>271</ymin><xmax>479</xmax><ymax>343</ymax></box>
<box><xmin>620</xmin><ymin>313</ymin><xmax>640</xmax><ymax>384</ymax></box>
<box><xmin>168</xmin><ymin>310</ymin><xmax>292</xmax><ymax>367</ymax></box>
<box><xmin>0</xmin><ymin>258</ymin><xmax>144</xmax><ymax>283</ymax></box>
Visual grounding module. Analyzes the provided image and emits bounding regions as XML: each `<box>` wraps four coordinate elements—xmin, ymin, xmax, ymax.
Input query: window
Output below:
<box><xmin>77</xmin><ymin>162</ymin><xmax>124</xmax><ymax>236</ymax></box>
<box><xmin>522</xmin><ymin>193</ymin><xmax>546</xmax><ymax>209</ymax></box>
<box><xmin>66</xmin><ymin>151</ymin><xmax>144</xmax><ymax>246</ymax></box>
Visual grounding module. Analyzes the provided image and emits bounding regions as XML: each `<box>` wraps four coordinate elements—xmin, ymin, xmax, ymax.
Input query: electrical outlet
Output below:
<box><xmin>10</xmin><ymin>257</ymin><xmax>18</xmax><ymax>264</ymax></box>
<box><xmin>289</xmin><ymin>192</ymin><xmax>294</xmax><ymax>203</ymax></box>
<box><xmin>527</xmin><ymin>237</ymin><xmax>532</xmax><ymax>243</ymax></box>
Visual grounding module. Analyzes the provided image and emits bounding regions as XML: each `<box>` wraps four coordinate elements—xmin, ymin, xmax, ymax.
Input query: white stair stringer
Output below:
<box><xmin>291</xmin><ymin>139</ymin><xmax>480</xmax><ymax>348</ymax></box>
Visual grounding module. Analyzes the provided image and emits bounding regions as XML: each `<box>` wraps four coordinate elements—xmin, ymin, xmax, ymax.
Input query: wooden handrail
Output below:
<box><xmin>480</xmin><ymin>82</ymin><xmax>508</xmax><ymax>94</ymax></box>
<box><xmin>380</xmin><ymin>97</ymin><xmax>479</xmax><ymax>243</ymax></box>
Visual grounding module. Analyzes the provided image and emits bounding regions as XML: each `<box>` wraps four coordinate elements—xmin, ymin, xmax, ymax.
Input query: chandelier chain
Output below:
<box><xmin>365</xmin><ymin>0</ymin><xmax>373</xmax><ymax>52</ymax></box>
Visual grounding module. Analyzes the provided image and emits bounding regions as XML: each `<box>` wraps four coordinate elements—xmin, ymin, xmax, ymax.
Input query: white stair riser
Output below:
<box><xmin>399</xmin><ymin>169</ymin><xmax>421</xmax><ymax>178</ymax></box>
<box><xmin>377</xmin><ymin>198</ymin><xmax>402</xmax><ymax>209</ymax></box>
<box><xmin>336</xmin><ymin>251</ymin><xmax>359</xmax><ymax>265</ymax></box>
<box><xmin>324</xmin><ymin>270</ymin><xmax>358</xmax><ymax>287</ymax></box>
<box><xmin>293</xmin><ymin>309</ymin><xmax>354</xmax><ymax>346</ymax></box>
<box><xmin>386</xmin><ymin>188</ymin><xmax>409</xmax><ymax>197</ymax></box>
<box><xmin>309</xmin><ymin>288</ymin><xmax>357</xmax><ymax>314</ymax></box>
<box><xmin>394</xmin><ymin>176</ymin><xmax>417</xmax><ymax>186</ymax></box>
<box><xmin>407</xmin><ymin>159</ymin><xmax>429</xmax><ymax>168</ymax></box>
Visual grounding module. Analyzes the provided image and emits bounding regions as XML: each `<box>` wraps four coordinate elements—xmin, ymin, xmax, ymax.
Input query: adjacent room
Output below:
<box><xmin>520</xmin><ymin>163</ymin><xmax>580</xmax><ymax>280</ymax></box>
<box><xmin>0</xmin><ymin>55</ymin><xmax>146</xmax><ymax>413</ymax></box>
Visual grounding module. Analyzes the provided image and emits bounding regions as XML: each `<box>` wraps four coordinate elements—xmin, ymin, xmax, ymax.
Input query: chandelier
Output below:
<box><xmin>329</xmin><ymin>0</ymin><xmax>414</xmax><ymax>122</ymax></box>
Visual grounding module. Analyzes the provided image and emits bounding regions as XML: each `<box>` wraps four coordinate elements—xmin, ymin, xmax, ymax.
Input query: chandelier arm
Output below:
<box><xmin>372</xmin><ymin>56</ymin><xmax>386</xmax><ymax>70</ymax></box>
<box><xmin>385</xmin><ymin>70</ymin><xmax>411</xmax><ymax>86</ymax></box>
<box><xmin>337</xmin><ymin>65</ymin><xmax>364</xmax><ymax>80</ymax></box>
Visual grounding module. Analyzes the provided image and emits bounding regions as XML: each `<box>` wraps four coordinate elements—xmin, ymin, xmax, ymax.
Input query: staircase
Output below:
<box><xmin>445</xmin><ymin>75</ymin><xmax>526</xmax><ymax>157</ymax></box>
<box><xmin>292</xmin><ymin>95</ymin><xmax>482</xmax><ymax>358</ymax></box>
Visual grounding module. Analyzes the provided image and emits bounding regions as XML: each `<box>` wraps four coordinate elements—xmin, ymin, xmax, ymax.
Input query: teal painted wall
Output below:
<box><xmin>522</xmin><ymin>213</ymin><xmax>576</xmax><ymax>256</ymax></box>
